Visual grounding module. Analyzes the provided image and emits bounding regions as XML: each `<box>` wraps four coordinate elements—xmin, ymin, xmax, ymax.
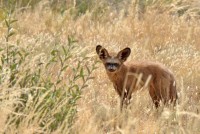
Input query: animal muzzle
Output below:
<box><xmin>107</xmin><ymin>65</ymin><xmax>117</xmax><ymax>72</ymax></box>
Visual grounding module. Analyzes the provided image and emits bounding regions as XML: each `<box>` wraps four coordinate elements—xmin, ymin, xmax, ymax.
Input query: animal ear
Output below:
<box><xmin>117</xmin><ymin>47</ymin><xmax>131</xmax><ymax>62</ymax></box>
<box><xmin>96</xmin><ymin>45</ymin><xmax>109</xmax><ymax>60</ymax></box>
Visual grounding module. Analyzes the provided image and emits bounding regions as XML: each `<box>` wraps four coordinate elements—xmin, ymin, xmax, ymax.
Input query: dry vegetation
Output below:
<box><xmin>0</xmin><ymin>0</ymin><xmax>200</xmax><ymax>133</ymax></box>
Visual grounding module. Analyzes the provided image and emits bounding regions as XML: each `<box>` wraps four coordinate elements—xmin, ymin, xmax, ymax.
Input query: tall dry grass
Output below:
<box><xmin>0</xmin><ymin>0</ymin><xmax>200</xmax><ymax>133</ymax></box>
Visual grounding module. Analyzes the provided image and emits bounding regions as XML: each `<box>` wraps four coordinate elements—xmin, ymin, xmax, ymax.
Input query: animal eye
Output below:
<box><xmin>106</xmin><ymin>63</ymin><xmax>119</xmax><ymax>67</ymax></box>
<box><xmin>106</xmin><ymin>63</ymin><xmax>111</xmax><ymax>66</ymax></box>
<box><xmin>113</xmin><ymin>63</ymin><xmax>119</xmax><ymax>67</ymax></box>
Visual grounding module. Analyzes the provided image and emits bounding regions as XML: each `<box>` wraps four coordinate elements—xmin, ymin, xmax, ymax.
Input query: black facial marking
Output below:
<box><xmin>106</xmin><ymin>63</ymin><xmax>119</xmax><ymax>67</ymax></box>
<box><xmin>105</xmin><ymin>62</ymin><xmax>120</xmax><ymax>72</ymax></box>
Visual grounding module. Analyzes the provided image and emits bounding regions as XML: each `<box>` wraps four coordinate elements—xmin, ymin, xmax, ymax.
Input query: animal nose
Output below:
<box><xmin>106</xmin><ymin>63</ymin><xmax>117</xmax><ymax>72</ymax></box>
<box><xmin>108</xmin><ymin>68</ymin><xmax>115</xmax><ymax>72</ymax></box>
<box><xmin>108</xmin><ymin>66</ymin><xmax>116</xmax><ymax>72</ymax></box>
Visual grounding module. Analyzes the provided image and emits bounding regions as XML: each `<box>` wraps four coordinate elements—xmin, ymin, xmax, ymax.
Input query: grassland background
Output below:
<box><xmin>0</xmin><ymin>0</ymin><xmax>200</xmax><ymax>133</ymax></box>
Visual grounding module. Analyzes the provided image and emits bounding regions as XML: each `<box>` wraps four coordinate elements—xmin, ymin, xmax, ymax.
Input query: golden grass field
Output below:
<box><xmin>0</xmin><ymin>0</ymin><xmax>200</xmax><ymax>133</ymax></box>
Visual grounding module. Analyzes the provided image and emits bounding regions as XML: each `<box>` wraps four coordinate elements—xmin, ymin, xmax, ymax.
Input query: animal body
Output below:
<box><xmin>96</xmin><ymin>45</ymin><xmax>178</xmax><ymax>110</ymax></box>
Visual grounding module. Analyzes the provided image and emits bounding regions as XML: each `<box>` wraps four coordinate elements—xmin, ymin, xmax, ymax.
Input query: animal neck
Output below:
<box><xmin>106</xmin><ymin>64</ymin><xmax>128</xmax><ymax>83</ymax></box>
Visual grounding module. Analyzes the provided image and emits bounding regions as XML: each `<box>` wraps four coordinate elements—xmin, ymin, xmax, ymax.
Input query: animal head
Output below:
<box><xmin>96</xmin><ymin>45</ymin><xmax>131</xmax><ymax>73</ymax></box>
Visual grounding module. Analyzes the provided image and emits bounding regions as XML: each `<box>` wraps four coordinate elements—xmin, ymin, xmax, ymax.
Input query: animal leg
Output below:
<box><xmin>120</xmin><ymin>92</ymin><xmax>131</xmax><ymax>111</ymax></box>
<box><xmin>149</xmin><ymin>85</ymin><xmax>161</xmax><ymax>108</ymax></box>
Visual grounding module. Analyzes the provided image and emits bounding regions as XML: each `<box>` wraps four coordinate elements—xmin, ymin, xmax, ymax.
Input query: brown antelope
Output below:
<box><xmin>96</xmin><ymin>45</ymin><xmax>178</xmax><ymax>110</ymax></box>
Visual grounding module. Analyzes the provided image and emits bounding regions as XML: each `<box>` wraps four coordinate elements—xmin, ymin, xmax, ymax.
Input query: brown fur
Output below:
<box><xmin>96</xmin><ymin>45</ymin><xmax>178</xmax><ymax>110</ymax></box>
